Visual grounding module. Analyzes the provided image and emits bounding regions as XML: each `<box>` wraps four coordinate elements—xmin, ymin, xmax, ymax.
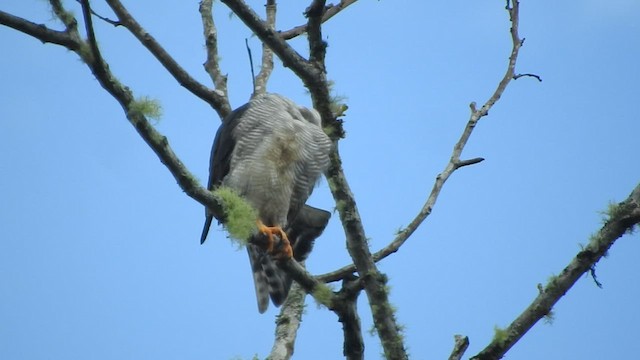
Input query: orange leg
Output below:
<box><xmin>256</xmin><ymin>220</ymin><xmax>293</xmax><ymax>259</ymax></box>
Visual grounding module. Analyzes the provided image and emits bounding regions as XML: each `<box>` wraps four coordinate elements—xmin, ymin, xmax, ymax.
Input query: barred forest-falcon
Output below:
<box><xmin>200</xmin><ymin>93</ymin><xmax>332</xmax><ymax>313</ymax></box>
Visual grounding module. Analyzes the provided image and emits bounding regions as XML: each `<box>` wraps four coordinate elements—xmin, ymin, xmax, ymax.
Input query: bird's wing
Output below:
<box><xmin>200</xmin><ymin>104</ymin><xmax>250</xmax><ymax>244</ymax></box>
<box><xmin>288</xmin><ymin>205</ymin><xmax>331</xmax><ymax>262</ymax></box>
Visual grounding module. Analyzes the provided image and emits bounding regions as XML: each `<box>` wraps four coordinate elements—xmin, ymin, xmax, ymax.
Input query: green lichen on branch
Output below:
<box><xmin>311</xmin><ymin>283</ymin><xmax>335</xmax><ymax>308</ymax></box>
<box><xmin>213</xmin><ymin>186</ymin><xmax>257</xmax><ymax>245</ymax></box>
<box><xmin>492</xmin><ymin>325</ymin><xmax>509</xmax><ymax>345</ymax></box>
<box><xmin>130</xmin><ymin>96</ymin><xmax>163</xmax><ymax>121</ymax></box>
<box><xmin>49</xmin><ymin>0</ymin><xmax>75</xmax><ymax>28</ymax></box>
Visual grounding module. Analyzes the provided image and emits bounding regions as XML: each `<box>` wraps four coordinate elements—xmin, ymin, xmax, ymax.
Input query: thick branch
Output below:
<box><xmin>105</xmin><ymin>0</ymin><xmax>231</xmax><ymax>118</ymax></box>
<box><xmin>268</xmin><ymin>283</ymin><xmax>306</xmax><ymax>360</ymax></box>
<box><xmin>220</xmin><ymin>1</ymin><xmax>406</xmax><ymax>355</ymax></box>
<box><xmin>334</xmin><ymin>276</ymin><xmax>364</xmax><ymax>360</ymax></box>
<box><xmin>472</xmin><ymin>182</ymin><xmax>640</xmax><ymax>360</ymax></box>
<box><xmin>326</xmin><ymin>147</ymin><xmax>408</xmax><ymax>359</ymax></box>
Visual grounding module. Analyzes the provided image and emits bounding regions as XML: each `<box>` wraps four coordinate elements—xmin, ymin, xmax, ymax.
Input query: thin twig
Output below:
<box><xmin>318</xmin><ymin>0</ymin><xmax>528</xmax><ymax>284</ymax></box>
<box><xmin>514</xmin><ymin>73</ymin><xmax>542</xmax><ymax>82</ymax></box>
<box><xmin>245</xmin><ymin>38</ymin><xmax>257</xmax><ymax>92</ymax></box>
<box><xmin>74</xmin><ymin>0</ymin><xmax>121</xmax><ymax>26</ymax></box>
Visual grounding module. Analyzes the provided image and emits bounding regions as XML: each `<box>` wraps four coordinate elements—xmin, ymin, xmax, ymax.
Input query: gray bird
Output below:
<box><xmin>200</xmin><ymin>93</ymin><xmax>332</xmax><ymax>313</ymax></box>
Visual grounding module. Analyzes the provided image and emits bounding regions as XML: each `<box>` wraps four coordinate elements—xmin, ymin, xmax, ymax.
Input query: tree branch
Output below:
<box><xmin>448</xmin><ymin>335</ymin><xmax>470</xmax><ymax>360</ymax></box>
<box><xmin>305</xmin><ymin>0</ymin><xmax>327</xmax><ymax>66</ymax></box>
<box><xmin>268</xmin><ymin>283</ymin><xmax>306</xmax><ymax>360</ymax></box>
<box><xmin>472</xmin><ymin>182</ymin><xmax>640</xmax><ymax>360</ymax></box>
<box><xmin>334</xmin><ymin>276</ymin><xmax>364</xmax><ymax>360</ymax></box>
<box><xmin>0</xmin><ymin>10</ymin><xmax>80</xmax><ymax>50</ymax></box>
<box><xmin>279</xmin><ymin>0</ymin><xmax>359</xmax><ymax>40</ymax></box>
<box><xmin>105</xmin><ymin>0</ymin><xmax>231</xmax><ymax>118</ymax></box>
<box><xmin>74</xmin><ymin>0</ymin><xmax>121</xmax><ymax>26</ymax></box>
<box><xmin>253</xmin><ymin>0</ymin><xmax>276</xmax><ymax>97</ymax></box>
<box><xmin>199</xmin><ymin>0</ymin><xmax>229</xmax><ymax>112</ymax></box>
<box><xmin>325</xmin><ymin>148</ymin><xmax>408</xmax><ymax>359</ymax></box>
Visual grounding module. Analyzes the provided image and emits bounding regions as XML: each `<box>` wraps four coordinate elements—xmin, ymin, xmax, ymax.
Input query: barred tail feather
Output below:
<box><xmin>246</xmin><ymin>243</ymin><xmax>288</xmax><ymax>313</ymax></box>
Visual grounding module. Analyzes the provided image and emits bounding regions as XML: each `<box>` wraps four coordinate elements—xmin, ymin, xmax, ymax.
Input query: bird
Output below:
<box><xmin>200</xmin><ymin>93</ymin><xmax>332</xmax><ymax>313</ymax></box>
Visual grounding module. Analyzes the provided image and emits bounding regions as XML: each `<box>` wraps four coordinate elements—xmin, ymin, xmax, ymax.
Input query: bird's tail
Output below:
<box><xmin>200</xmin><ymin>214</ymin><xmax>214</xmax><ymax>244</ymax></box>
<box><xmin>246</xmin><ymin>205</ymin><xmax>332</xmax><ymax>313</ymax></box>
<box><xmin>247</xmin><ymin>242</ymin><xmax>288</xmax><ymax>313</ymax></box>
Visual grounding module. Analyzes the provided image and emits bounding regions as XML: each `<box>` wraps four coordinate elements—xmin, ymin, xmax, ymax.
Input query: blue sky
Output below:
<box><xmin>1</xmin><ymin>1</ymin><xmax>639</xmax><ymax>359</ymax></box>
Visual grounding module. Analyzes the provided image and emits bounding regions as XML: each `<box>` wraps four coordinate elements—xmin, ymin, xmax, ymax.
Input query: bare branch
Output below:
<box><xmin>0</xmin><ymin>10</ymin><xmax>80</xmax><ymax>51</ymax></box>
<box><xmin>74</xmin><ymin>0</ymin><xmax>121</xmax><ymax>26</ymax></box>
<box><xmin>472</xmin><ymin>182</ymin><xmax>640</xmax><ymax>360</ymax></box>
<box><xmin>334</xmin><ymin>276</ymin><xmax>364</xmax><ymax>360</ymax></box>
<box><xmin>268</xmin><ymin>283</ymin><xmax>306</xmax><ymax>360</ymax></box>
<box><xmin>105</xmin><ymin>0</ymin><xmax>231</xmax><ymax>118</ymax></box>
<box><xmin>79</xmin><ymin>0</ymin><xmax>106</xmax><ymax>77</ymax></box>
<box><xmin>279</xmin><ymin>0</ymin><xmax>359</xmax><ymax>40</ymax></box>
<box><xmin>305</xmin><ymin>0</ymin><xmax>327</xmax><ymax>66</ymax></box>
<box><xmin>325</xmin><ymin>148</ymin><xmax>408</xmax><ymax>359</ymax></box>
<box><xmin>448</xmin><ymin>335</ymin><xmax>470</xmax><ymax>360</ymax></box>
<box><xmin>253</xmin><ymin>0</ymin><xmax>276</xmax><ymax>97</ymax></box>
<box><xmin>199</xmin><ymin>0</ymin><xmax>229</xmax><ymax>108</ymax></box>
<box><xmin>318</xmin><ymin>0</ymin><xmax>528</xmax><ymax>284</ymax></box>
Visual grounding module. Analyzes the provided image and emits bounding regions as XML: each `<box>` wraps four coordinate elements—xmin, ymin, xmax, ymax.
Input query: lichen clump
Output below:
<box><xmin>213</xmin><ymin>186</ymin><xmax>257</xmax><ymax>245</ymax></box>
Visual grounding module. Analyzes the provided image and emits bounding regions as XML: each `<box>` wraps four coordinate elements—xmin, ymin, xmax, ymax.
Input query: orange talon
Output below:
<box><xmin>256</xmin><ymin>220</ymin><xmax>293</xmax><ymax>259</ymax></box>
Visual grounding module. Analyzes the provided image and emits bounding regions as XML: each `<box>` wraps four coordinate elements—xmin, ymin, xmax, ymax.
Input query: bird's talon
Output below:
<box><xmin>257</xmin><ymin>221</ymin><xmax>293</xmax><ymax>259</ymax></box>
